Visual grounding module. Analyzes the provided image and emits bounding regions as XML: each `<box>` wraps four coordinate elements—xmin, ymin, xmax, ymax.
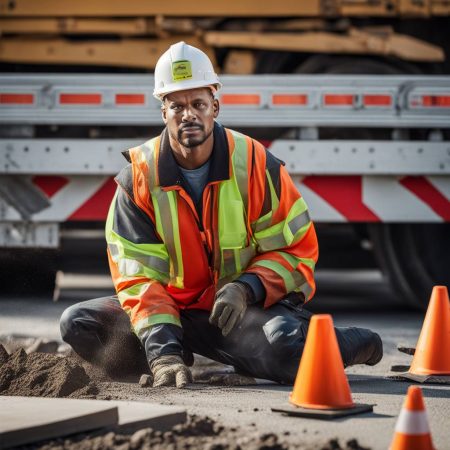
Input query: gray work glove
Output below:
<box><xmin>209</xmin><ymin>282</ymin><xmax>249</xmax><ymax>337</ymax></box>
<box><xmin>150</xmin><ymin>355</ymin><xmax>192</xmax><ymax>388</ymax></box>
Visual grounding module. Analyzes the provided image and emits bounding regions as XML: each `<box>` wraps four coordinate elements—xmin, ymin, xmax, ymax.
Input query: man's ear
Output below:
<box><xmin>213</xmin><ymin>99</ymin><xmax>220</xmax><ymax>119</ymax></box>
<box><xmin>161</xmin><ymin>103</ymin><xmax>167</xmax><ymax>124</ymax></box>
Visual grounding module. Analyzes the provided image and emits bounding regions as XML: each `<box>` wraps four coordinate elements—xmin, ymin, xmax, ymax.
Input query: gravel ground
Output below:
<box><xmin>1</xmin><ymin>272</ymin><xmax>449</xmax><ymax>449</ymax></box>
<box><xmin>1</xmin><ymin>342</ymin><xmax>372</xmax><ymax>450</ymax></box>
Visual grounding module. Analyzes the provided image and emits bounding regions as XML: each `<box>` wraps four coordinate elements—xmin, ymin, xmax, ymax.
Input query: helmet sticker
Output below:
<box><xmin>172</xmin><ymin>60</ymin><xmax>193</xmax><ymax>82</ymax></box>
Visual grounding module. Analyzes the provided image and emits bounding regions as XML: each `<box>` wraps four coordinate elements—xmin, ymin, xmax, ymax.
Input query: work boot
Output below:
<box><xmin>335</xmin><ymin>327</ymin><xmax>383</xmax><ymax>367</ymax></box>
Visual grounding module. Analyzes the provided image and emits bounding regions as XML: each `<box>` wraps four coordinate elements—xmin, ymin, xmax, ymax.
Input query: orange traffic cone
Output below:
<box><xmin>390</xmin><ymin>386</ymin><xmax>435</xmax><ymax>450</ymax></box>
<box><xmin>409</xmin><ymin>285</ymin><xmax>450</xmax><ymax>375</ymax></box>
<box><xmin>290</xmin><ymin>314</ymin><xmax>354</xmax><ymax>409</ymax></box>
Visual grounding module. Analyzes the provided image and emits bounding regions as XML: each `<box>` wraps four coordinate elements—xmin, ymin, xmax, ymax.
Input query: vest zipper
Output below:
<box><xmin>177</xmin><ymin>186</ymin><xmax>213</xmax><ymax>269</ymax></box>
<box><xmin>209</xmin><ymin>184</ymin><xmax>217</xmax><ymax>276</ymax></box>
<box><xmin>202</xmin><ymin>184</ymin><xmax>214</xmax><ymax>268</ymax></box>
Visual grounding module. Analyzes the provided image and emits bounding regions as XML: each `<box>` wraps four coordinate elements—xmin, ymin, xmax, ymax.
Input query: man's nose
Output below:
<box><xmin>182</xmin><ymin>105</ymin><xmax>196</xmax><ymax>122</ymax></box>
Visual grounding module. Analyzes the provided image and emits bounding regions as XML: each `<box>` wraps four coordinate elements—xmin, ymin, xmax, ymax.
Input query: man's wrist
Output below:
<box><xmin>235</xmin><ymin>273</ymin><xmax>266</xmax><ymax>304</ymax></box>
<box><xmin>233</xmin><ymin>280</ymin><xmax>256</xmax><ymax>304</ymax></box>
<box><xmin>150</xmin><ymin>354</ymin><xmax>184</xmax><ymax>369</ymax></box>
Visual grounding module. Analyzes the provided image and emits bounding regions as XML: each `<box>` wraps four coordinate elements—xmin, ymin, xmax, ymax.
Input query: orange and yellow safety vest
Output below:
<box><xmin>106</xmin><ymin>124</ymin><xmax>318</xmax><ymax>340</ymax></box>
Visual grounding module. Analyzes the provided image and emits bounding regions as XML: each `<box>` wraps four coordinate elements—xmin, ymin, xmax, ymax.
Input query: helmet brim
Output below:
<box><xmin>153</xmin><ymin>80</ymin><xmax>222</xmax><ymax>101</ymax></box>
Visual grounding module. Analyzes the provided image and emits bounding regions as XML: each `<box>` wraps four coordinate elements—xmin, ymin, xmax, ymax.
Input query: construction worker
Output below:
<box><xmin>60</xmin><ymin>42</ymin><xmax>383</xmax><ymax>387</ymax></box>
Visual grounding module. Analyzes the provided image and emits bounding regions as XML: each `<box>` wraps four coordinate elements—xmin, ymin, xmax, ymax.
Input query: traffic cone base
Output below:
<box><xmin>290</xmin><ymin>315</ymin><xmax>355</xmax><ymax>410</ymax></box>
<box><xmin>411</xmin><ymin>367</ymin><xmax>450</xmax><ymax>375</ymax></box>
<box><xmin>288</xmin><ymin>396</ymin><xmax>354</xmax><ymax>410</ymax></box>
<box><xmin>272</xmin><ymin>402</ymin><xmax>373</xmax><ymax>420</ymax></box>
<box><xmin>409</xmin><ymin>285</ymin><xmax>450</xmax><ymax>376</ymax></box>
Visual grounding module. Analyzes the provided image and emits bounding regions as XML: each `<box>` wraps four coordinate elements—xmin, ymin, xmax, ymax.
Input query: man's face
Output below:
<box><xmin>162</xmin><ymin>87</ymin><xmax>219</xmax><ymax>149</ymax></box>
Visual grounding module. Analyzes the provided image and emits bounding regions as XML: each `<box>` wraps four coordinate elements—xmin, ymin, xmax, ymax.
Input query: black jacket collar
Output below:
<box><xmin>158</xmin><ymin>122</ymin><xmax>230</xmax><ymax>188</ymax></box>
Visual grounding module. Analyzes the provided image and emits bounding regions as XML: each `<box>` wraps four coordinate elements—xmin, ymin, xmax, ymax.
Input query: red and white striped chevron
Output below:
<box><xmin>2</xmin><ymin>174</ymin><xmax>447</xmax><ymax>223</ymax></box>
<box><xmin>293</xmin><ymin>175</ymin><xmax>450</xmax><ymax>222</ymax></box>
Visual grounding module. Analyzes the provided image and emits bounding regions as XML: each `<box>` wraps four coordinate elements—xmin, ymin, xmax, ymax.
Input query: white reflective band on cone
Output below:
<box><xmin>395</xmin><ymin>410</ymin><xmax>430</xmax><ymax>434</ymax></box>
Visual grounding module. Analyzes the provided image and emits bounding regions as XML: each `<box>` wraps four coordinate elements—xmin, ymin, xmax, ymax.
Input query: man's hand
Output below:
<box><xmin>150</xmin><ymin>355</ymin><xmax>192</xmax><ymax>388</ymax></box>
<box><xmin>209</xmin><ymin>282</ymin><xmax>248</xmax><ymax>337</ymax></box>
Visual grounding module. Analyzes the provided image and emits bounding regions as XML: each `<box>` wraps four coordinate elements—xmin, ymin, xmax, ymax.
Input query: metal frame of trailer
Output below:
<box><xmin>0</xmin><ymin>74</ymin><xmax>449</xmax><ymax>248</ymax></box>
<box><xmin>1</xmin><ymin>74</ymin><xmax>450</xmax><ymax>127</ymax></box>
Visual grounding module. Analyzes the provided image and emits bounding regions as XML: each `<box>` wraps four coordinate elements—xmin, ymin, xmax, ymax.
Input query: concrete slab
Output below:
<box><xmin>107</xmin><ymin>400</ymin><xmax>186</xmax><ymax>431</ymax></box>
<box><xmin>0</xmin><ymin>397</ymin><xmax>186</xmax><ymax>449</ymax></box>
<box><xmin>0</xmin><ymin>396</ymin><xmax>118</xmax><ymax>449</ymax></box>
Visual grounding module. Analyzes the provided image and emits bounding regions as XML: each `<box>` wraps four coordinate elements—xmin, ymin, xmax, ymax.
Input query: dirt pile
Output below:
<box><xmin>23</xmin><ymin>414</ymin><xmax>372</xmax><ymax>450</ymax></box>
<box><xmin>0</xmin><ymin>335</ymin><xmax>65</xmax><ymax>355</ymax></box>
<box><xmin>0</xmin><ymin>344</ymin><xmax>97</xmax><ymax>398</ymax></box>
<box><xmin>29</xmin><ymin>415</ymin><xmax>291</xmax><ymax>450</ymax></box>
<box><xmin>0</xmin><ymin>343</ymin><xmax>9</xmax><ymax>365</ymax></box>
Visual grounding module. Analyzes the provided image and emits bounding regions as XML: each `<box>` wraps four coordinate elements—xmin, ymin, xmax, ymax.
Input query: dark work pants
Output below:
<box><xmin>60</xmin><ymin>296</ymin><xmax>380</xmax><ymax>384</ymax></box>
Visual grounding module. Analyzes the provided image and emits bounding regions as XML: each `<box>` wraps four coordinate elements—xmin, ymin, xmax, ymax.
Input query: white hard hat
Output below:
<box><xmin>153</xmin><ymin>41</ymin><xmax>222</xmax><ymax>101</ymax></box>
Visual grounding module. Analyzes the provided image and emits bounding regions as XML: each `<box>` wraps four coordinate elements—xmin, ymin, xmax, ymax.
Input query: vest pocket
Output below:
<box><xmin>218</xmin><ymin>200</ymin><xmax>247</xmax><ymax>249</ymax></box>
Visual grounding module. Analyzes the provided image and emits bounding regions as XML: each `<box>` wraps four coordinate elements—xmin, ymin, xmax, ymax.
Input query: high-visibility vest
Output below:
<box><xmin>107</xmin><ymin>126</ymin><xmax>317</xmax><ymax>335</ymax></box>
<box><xmin>129</xmin><ymin>128</ymin><xmax>257</xmax><ymax>290</ymax></box>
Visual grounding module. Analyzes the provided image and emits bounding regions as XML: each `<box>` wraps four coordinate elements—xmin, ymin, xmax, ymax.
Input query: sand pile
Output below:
<box><xmin>0</xmin><ymin>344</ymin><xmax>97</xmax><ymax>398</ymax></box>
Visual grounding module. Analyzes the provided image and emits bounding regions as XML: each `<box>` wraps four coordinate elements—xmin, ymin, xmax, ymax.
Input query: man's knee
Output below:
<box><xmin>60</xmin><ymin>296</ymin><xmax>120</xmax><ymax>342</ymax></box>
<box><xmin>60</xmin><ymin>304</ymin><xmax>78</xmax><ymax>342</ymax></box>
<box><xmin>262</xmin><ymin>314</ymin><xmax>307</xmax><ymax>360</ymax></box>
<box><xmin>59</xmin><ymin>303</ymin><xmax>96</xmax><ymax>343</ymax></box>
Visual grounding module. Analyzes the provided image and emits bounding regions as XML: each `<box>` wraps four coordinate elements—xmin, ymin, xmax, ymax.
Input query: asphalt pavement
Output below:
<box><xmin>1</xmin><ymin>269</ymin><xmax>448</xmax><ymax>449</ymax></box>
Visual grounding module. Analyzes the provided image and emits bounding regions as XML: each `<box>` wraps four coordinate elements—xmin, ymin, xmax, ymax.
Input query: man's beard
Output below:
<box><xmin>175</xmin><ymin>123</ymin><xmax>212</xmax><ymax>148</ymax></box>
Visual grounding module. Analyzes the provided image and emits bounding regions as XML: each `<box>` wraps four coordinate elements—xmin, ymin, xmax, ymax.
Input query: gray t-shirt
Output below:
<box><xmin>179</xmin><ymin>160</ymin><xmax>211</xmax><ymax>211</ymax></box>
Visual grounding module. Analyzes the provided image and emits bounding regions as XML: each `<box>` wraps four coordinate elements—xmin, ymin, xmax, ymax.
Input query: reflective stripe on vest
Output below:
<box><xmin>108</xmin><ymin>243</ymin><xmax>169</xmax><ymax>275</ymax></box>
<box><xmin>134</xmin><ymin>312</ymin><xmax>182</xmax><ymax>339</ymax></box>
<box><xmin>254</xmin><ymin>197</ymin><xmax>311</xmax><ymax>252</ymax></box>
<box><xmin>252</xmin><ymin>210</ymin><xmax>272</xmax><ymax>233</ymax></box>
<box><xmin>141</xmin><ymin>137</ymin><xmax>185</xmax><ymax>289</ymax></box>
<box><xmin>218</xmin><ymin>130</ymin><xmax>256</xmax><ymax>278</ymax></box>
<box><xmin>117</xmin><ymin>282</ymin><xmax>182</xmax><ymax>337</ymax></box>
<box><xmin>137</xmin><ymin>131</ymin><xmax>257</xmax><ymax>285</ymax></box>
<box><xmin>106</xmin><ymin>189</ymin><xmax>170</xmax><ymax>283</ymax></box>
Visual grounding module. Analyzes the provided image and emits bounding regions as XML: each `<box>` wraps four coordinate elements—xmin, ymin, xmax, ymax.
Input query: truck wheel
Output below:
<box><xmin>368</xmin><ymin>224</ymin><xmax>450</xmax><ymax>309</ymax></box>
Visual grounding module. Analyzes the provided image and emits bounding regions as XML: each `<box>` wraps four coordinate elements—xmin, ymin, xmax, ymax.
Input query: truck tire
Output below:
<box><xmin>368</xmin><ymin>224</ymin><xmax>450</xmax><ymax>309</ymax></box>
